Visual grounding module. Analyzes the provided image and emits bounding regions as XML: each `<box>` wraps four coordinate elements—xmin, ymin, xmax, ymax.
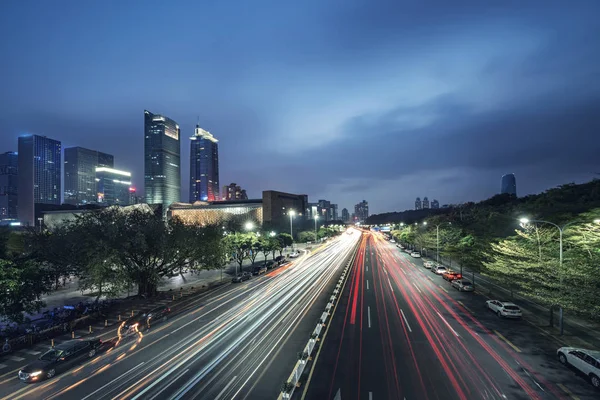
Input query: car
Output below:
<box><xmin>18</xmin><ymin>339</ymin><xmax>103</xmax><ymax>382</ymax></box>
<box><xmin>252</xmin><ymin>265</ymin><xmax>268</xmax><ymax>275</ymax></box>
<box><xmin>397</xmin><ymin>244</ymin><xmax>404</xmax><ymax>249</ymax></box>
<box><xmin>451</xmin><ymin>279</ymin><xmax>474</xmax><ymax>292</ymax></box>
<box><xmin>433</xmin><ymin>265</ymin><xmax>448</xmax><ymax>275</ymax></box>
<box><xmin>390</xmin><ymin>239</ymin><xmax>396</xmax><ymax>243</ymax></box>
<box><xmin>442</xmin><ymin>270</ymin><xmax>462</xmax><ymax>281</ymax></box>
<box><xmin>265</xmin><ymin>260</ymin><xmax>277</xmax><ymax>270</ymax></box>
<box><xmin>289</xmin><ymin>252</ymin><xmax>300</xmax><ymax>258</ymax></box>
<box><xmin>423</xmin><ymin>261</ymin><xmax>435</xmax><ymax>269</ymax></box>
<box><xmin>410</xmin><ymin>252</ymin><xmax>421</xmax><ymax>258</ymax></box>
<box><xmin>486</xmin><ymin>300</ymin><xmax>522</xmax><ymax>318</ymax></box>
<box><xmin>231</xmin><ymin>272</ymin><xmax>251</xmax><ymax>283</ymax></box>
<box><xmin>122</xmin><ymin>305</ymin><xmax>171</xmax><ymax>332</ymax></box>
<box><xmin>275</xmin><ymin>255</ymin><xmax>286</xmax><ymax>264</ymax></box>
<box><xmin>557</xmin><ymin>347</ymin><xmax>600</xmax><ymax>388</ymax></box>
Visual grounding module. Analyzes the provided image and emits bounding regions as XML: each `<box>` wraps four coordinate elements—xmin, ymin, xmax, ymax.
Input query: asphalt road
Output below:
<box><xmin>302</xmin><ymin>231</ymin><xmax>600</xmax><ymax>400</ymax></box>
<box><xmin>0</xmin><ymin>232</ymin><xmax>360</xmax><ymax>400</ymax></box>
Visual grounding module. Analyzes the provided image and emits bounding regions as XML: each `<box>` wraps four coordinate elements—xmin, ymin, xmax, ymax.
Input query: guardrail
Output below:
<box><xmin>278</xmin><ymin>240</ymin><xmax>359</xmax><ymax>399</ymax></box>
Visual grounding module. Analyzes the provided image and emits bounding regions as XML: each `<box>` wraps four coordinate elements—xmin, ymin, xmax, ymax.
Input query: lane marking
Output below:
<box><xmin>366</xmin><ymin>265</ymin><xmax>368</xmax><ymax>272</ymax></box>
<box><xmin>557</xmin><ymin>383</ymin><xmax>580</xmax><ymax>400</ymax></box>
<box><xmin>7</xmin><ymin>356</ymin><xmax>24</xmax><ymax>362</ymax></box>
<box><xmin>457</xmin><ymin>300</ymin><xmax>474</xmax><ymax>314</ymax></box>
<box><xmin>494</xmin><ymin>330</ymin><xmax>521</xmax><ymax>353</ymax></box>
<box><xmin>81</xmin><ymin>362</ymin><xmax>146</xmax><ymax>400</ymax></box>
<box><xmin>388</xmin><ymin>278</ymin><xmax>393</xmax><ymax>292</ymax></box>
<box><xmin>148</xmin><ymin>368</ymin><xmax>189</xmax><ymax>400</ymax></box>
<box><xmin>21</xmin><ymin>350</ymin><xmax>41</xmax><ymax>355</ymax></box>
<box><xmin>369</xmin><ymin>392</ymin><xmax>373</xmax><ymax>400</ymax></box>
<box><xmin>412</xmin><ymin>282</ymin><xmax>422</xmax><ymax>294</ymax></box>
<box><xmin>0</xmin><ymin>364</ymin><xmax>6</xmax><ymax>370</ymax></box>
<box><xmin>366</xmin><ymin>280</ymin><xmax>369</xmax><ymax>290</ymax></box>
<box><xmin>215</xmin><ymin>375</ymin><xmax>238</xmax><ymax>400</ymax></box>
<box><xmin>439</xmin><ymin>285</ymin><xmax>448</xmax><ymax>293</ymax></box>
<box><xmin>436</xmin><ymin>311</ymin><xmax>459</xmax><ymax>337</ymax></box>
<box><xmin>368</xmin><ymin>306</ymin><xmax>372</xmax><ymax>328</ymax></box>
<box><xmin>400</xmin><ymin>309</ymin><xmax>412</xmax><ymax>333</ymax></box>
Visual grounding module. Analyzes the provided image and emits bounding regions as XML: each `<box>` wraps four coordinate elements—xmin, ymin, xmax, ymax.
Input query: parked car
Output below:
<box><xmin>397</xmin><ymin>244</ymin><xmax>404</xmax><ymax>249</ymax></box>
<box><xmin>122</xmin><ymin>305</ymin><xmax>171</xmax><ymax>332</ymax></box>
<box><xmin>423</xmin><ymin>261</ymin><xmax>435</xmax><ymax>269</ymax></box>
<box><xmin>232</xmin><ymin>272</ymin><xmax>251</xmax><ymax>283</ymax></box>
<box><xmin>451</xmin><ymin>279</ymin><xmax>474</xmax><ymax>292</ymax></box>
<box><xmin>433</xmin><ymin>265</ymin><xmax>448</xmax><ymax>275</ymax></box>
<box><xmin>275</xmin><ymin>255</ymin><xmax>286</xmax><ymax>264</ymax></box>
<box><xmin>265</xmin><ymin>260</ymin><xmax>277</xmax><ymax>269</ymax></box>
<box><xmin>252</xmin><ymin>265</ymin><xmax>268</xmax><ymax>275</ymax></box>
<box><xmin>390</xmin><ymin>239</ymin><xmax>396</xmax><ymax>243</ymax></box>
<box><xmin>486</xmin><ymin>300</ymin><xmax>522</xmax><ymax>318</ymax></box>
<box><xmin>557</xmin><ymin>347</ymin><xmax>600</xmax><ymax>388</ymax></box>
<box><xmin>410</xmin><ymin>252</ymin><xmax>421</xmax><ymax>258</ymax></box>
<box><xmin>442</xmin><ymin>270</ymin><xmax>462</xmax><ymax>281</ymax></box>
<box><xmin>289</xmin><ymin>252</ymin><xmax>300</xmax><ymax>258</ymax></box>
<box><xmin>18</xmin><ymin>339</ymin><xmax>103</xmax><ymax>382</ymax></box>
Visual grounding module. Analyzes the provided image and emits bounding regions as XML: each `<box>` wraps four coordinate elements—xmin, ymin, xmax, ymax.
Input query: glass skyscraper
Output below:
<box><xmin>95</xmin><ymin>167</ymin><xmax>132</xmax><ymax>206</ymax></box>
<box><xmin>64</xmin><ymin>147</ymin><xmax>114</xmax><ymax>205</ymax></box>
<box><xmin>18</xmin><ymin>134</ymin><xmax>62</xmax><ymax>226</ymax></box>
<box><xmin>0</xmin><ymin>152</ymin><xmax>18</xmax><ymax>222</ymax></box>
<box><xmin>144</xmin><ymin>110</ymin><xmax>181</xmax><ymax>209</ymax></box>
<box><xmin>189</xmin><ymin>124</ymin><xmax>219</xmax><ymax>202</ymax></box>
<box><xmin>501</xmin><ymin>173</ymin><xmax>517</xmax><ymax>196</ymax></box>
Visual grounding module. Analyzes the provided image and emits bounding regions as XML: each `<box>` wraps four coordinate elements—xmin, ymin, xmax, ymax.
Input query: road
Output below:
<box><xmin>0</xmin><ymin>231</ymin><xmax>360</xmax><ymax>400</ymax></box>
<box><xmin>303</xmin><ymin>231</ymin><xmax>599</xmax><ymax>400</ymax></box>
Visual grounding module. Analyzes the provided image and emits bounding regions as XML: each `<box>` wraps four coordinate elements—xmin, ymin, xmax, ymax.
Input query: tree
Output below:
<box><xmin>298</xmin><ymin>231</ymin><xmax>317</xmax><ymax>243</ymax></box>
<box><xmin>248</xmin><ymin>235</ymin><xmax>260</xmax><ymax>264</ymax></box>
<box><xmin>0</xmin><ymin>259</ymin><xmax>49</xmax><ymax>323</ymax></box>
<box><xmin>258</xmin><ymin>237</ymin><xmax>276</xmax><ymax>265</ymax></box>
<box><xmin>277</xmin><ymin>233</ymin><xmax>293</xmax><ymax>249</ymax></box>
<box><xmin>271</xmin><ymin>238</ymin><xmax>283</xmax><ymax>258</ymax></box>
<box><xmin>224</xmin><ymin>232</ymin><xmax>256</xmax><ymax>272</ymax></box>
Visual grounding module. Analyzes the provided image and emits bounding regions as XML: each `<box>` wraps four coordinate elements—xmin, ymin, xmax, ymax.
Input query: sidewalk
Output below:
<box><xmin>431</xmin><ymin>255</ymin><xmax>600</xmax><ymax>350</ymax></box>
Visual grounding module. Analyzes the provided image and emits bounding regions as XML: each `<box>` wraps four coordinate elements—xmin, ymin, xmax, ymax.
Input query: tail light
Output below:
<box><xmin>167</xmin><ymin>308</ymin><xmax>171</xmax><ymax>312</ymax></box>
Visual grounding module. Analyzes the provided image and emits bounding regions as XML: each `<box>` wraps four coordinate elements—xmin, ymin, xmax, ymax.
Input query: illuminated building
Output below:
<box><xmin>422</xmin><ymin>196</ymin><xmax>430</xmax><ymax>209</ymax></box>
<box><xmin>415</xmin><ymin>197</ymin><xmax>422</xmax><ymax>210</ymax></box>
<box><xmin>95</xmin><ymin>167</ymin><xmax>132</xmax><ymax>206</ymax></box>
<box><xmin>64</xmin><ymin>147</ymin><xmax>113</xmax><ymax>205</ymax></box>
<box><xmin>144</xmin><ymin>110</ymin><xmax>181</xmax><ymax>210</ymax></box>
<box><xmin>354</xmin><ymin>200</ymin><xmax>369</xmax><ymax>222</ymax></box>
<box><xmin>341</xmin><ymin>208</ymin><xmax>350</xmax><ymax>222</ymax></box>
<box><xmin>0</xmin><ymin>152</ymin><xmax>18</xmax><ymax>222</ymax></box>
<box><xmin>222</xmin><ymin>183</ymin><xmax>247</xmax><ymax>201</ymax></box>
<box><xmin>190</xmin><ymin>125</ymin><xmax>219</xmax><ymax>202</ymax></box>
<box><xmin>18</xmin><ymin>134</ymin><xmax>62</xmax><ymax>226</ymax></box>
<box><xmin>501</xmin><ymin>173</ymin><xmax>517</xmax><ymax>196</ymax></box>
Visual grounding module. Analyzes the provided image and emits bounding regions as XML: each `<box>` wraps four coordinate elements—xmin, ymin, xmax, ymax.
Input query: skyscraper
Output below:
<box><xmin>431</xmin><ymin>199</ymin><xmax>440</xmax><ymax>209</ymax></box>
<box><xmin>0</xmin><ymin>152</ymin><xmax>18</xmax><ymax>222</ymax></box>
<box><xmin>415</xmin><ymin>197</ymin><xmax>422</xmax><ymax>210</ymax></box>
<box><xmin>95</xmin><ymin>167</ymin><xmax>132</xmax><ymax>206</ymax></box>
<box><xmin>64</xmin><ymin>147</ymin><xmax>114</xmax><ymax>205</ymax></box>
<box><xmin>341</xmin><ymin>207</ymin><xmax>350</xmax><ymax>223</ymax></box>
<box><xmin>422</xmin><ymin>196</ymin><xmax>430</xmax><ymax>209</ymax></box>
<box><xmin>18</xmin><ymin>134</ymin><xmax>62</xmax><ymax>226</ymax></box>
<box><xmin>144</xmin><ymin>110</ymin><xmax>181</xmax><ymax>209</ymax></box>
<box><xmin>501</xmin><ymin>174</ymin><xmax>517</xmax><ymax>196</ymax></box>
<box><xmin>354</xmin><ymin>200</ymin><xmax>369</xmax><ymax>222</ymax></box>
<box><xmin>222</xmin><ymin>183</ymin><xmax>247</xmax><ymax>201</ymax></box>
<box><xmin>189</xmin><ymin>125</ymin><xmax>219</xmax><ymax>202</ymax></box>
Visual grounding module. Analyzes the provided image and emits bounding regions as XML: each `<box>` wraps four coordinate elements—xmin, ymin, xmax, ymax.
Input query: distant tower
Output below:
<box><xmin>422</xmin><ymin>197</ymin><xmax>430</xmax><ymax>209</ymax></box>
<box><xmin>431</xmin><ymin>199</ymin><xmax>440</xmax><ymax>209</ymax></box>
<box><xmin>501</xmin><ymin>174</ymin><xmax>517</xmax><ymax>196</ymax></box>
<box><xmin>415</xmin><ymin>197</ymin><xmax>422</xmax><ymax>210</ymax></box>
<box><xmin>190</xmin><ymin>124</ymin><xmax>219</xmax><ymax>202</ymax></box>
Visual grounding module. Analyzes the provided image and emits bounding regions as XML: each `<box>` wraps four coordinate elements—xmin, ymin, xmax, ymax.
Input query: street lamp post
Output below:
<box><xmin>289</xmin><ymin>210</ymin><xmax>295</xmax><ymax>249</ymax></box>
<box><xmin>431</xmin><ymin>222</ymin><xmax>452</xmax><ymax>264</ymax></box>
<box><xmin>519</xmin><ymin>217</ymin><xmax>579</xmax><ymax>335</ymax></box>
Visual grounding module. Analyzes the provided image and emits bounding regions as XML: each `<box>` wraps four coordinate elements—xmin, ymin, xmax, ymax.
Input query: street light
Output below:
<box><xmin>270</xmin><ymin>231</ymin><xmax>276</xmax><ymax>237</ymax></box>
<box><xmin>519</xmin><ymin>217</ymin><xmax>580</xmax><ymax>335</ymax></box>
<box><xmin>431</xmin><ymin>222</ymin><xmax>452</xmax><ymax>264</ymax></box>
<box><xmin>244</xmin><ymin>221</ymin><xmax>254</xmax><ymax>231</ymax></box>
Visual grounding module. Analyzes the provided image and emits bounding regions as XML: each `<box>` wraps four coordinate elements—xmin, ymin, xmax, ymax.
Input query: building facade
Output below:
<box><xmin>190</xmin><ymin>125</ymin><xmax>219</xmax><ymax>202</ymax></box>
<box><xmin>501</xmin><ymin>173</ymin><xmax>517</xmax><ymax>196</ymax></box>
<box><xmin>96</xmin><ymin>167</ymin><xmax>132</xmax><ymax>206</ymax></box>
<box><xmin>415</xmin><ymin>197</ymin><xmax>422</xmax><ymax>210</ymax></box>
<box><xmin>144</xmin><ymin>110</ymin><xmax>181</xmax><ymax>209</ymax></box>
<box><xmin>18</xmin><ymin>135</ymin><xmax>62</xmax><ymax>226</ymax></box>
<box><xmin>422</xmin><ymin>196</ymin><xmax>430</xmax><ymax>209</ymax></box>
<box><xmin>64</xmin><ymin>147</ymin><xmax>113</xmax><ymax>205</ymax></box>
<box><xmin>431</xmin><ymin>199</ymin><xmax>440</xmax><ymax>209</ymax></box>
<box><xmin>354</xmin><ymin>200</ymin><xmax>369</xmax><ymax>222</ymax></box>
<box><xmin>341</xmin><ymin>207</ymin><xmax>350</xmax><ymax>223</ymax></box>
<box><xmin>222</xmin><ymin>183</ymin><xmax>247</xmax><ymax>201</ymax></box>
<box><xmin>0</xmin><ymin>152</ymin><xmax>18</xmax><ymax>222</ymax></box>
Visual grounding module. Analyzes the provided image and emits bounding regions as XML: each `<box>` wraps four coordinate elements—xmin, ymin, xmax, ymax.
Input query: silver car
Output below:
<box><xmin>451</xmin><ymin>279</ymin><xmax>474</xmax><ymax>292</ymax></box>
<box><xmin>486</xmin><ymin>300</ymin><xmax>522</xmax><ymax>318</ymax></box>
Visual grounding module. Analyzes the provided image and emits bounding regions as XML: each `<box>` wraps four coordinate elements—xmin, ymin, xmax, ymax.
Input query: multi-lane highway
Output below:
<box><xmin>303</xmin><ymin>231</ymin><xmax>600</xmax><ymax>400</ymax></box>
<box><xmin>0</xmin><ymin>230</ymin><xmax>360</xmax><ymax>400</ymax></box>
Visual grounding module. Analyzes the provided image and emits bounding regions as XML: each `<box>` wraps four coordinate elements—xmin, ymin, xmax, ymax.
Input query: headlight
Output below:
<box><xmin>30</xmin><ymin>371</ymin><xmax>43</xmax><ymax>377</ymax></box>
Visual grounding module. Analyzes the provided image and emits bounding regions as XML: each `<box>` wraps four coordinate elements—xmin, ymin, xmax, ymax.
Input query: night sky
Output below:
<box><xmin>2</xmin><ymin>1</ymin><xmax>599</xmax><ymax>214</ymax></box>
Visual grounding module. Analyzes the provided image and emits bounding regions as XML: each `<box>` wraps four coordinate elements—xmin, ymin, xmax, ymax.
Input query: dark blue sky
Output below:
<box><xmin>2</xmin><ymin>0</ymin><xmax>599</xmax><ymax>214</ymax></box>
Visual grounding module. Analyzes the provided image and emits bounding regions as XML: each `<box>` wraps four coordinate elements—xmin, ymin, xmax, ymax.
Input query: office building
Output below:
<box><xmin>144</xmin><ymin>110</ymin><xmax>181</xmax><ymax>209</ymax></box>
<box><xmin>96</xmin><ymin>167</ymin><xmax>132</xmax><ymax>206</ymax></box>
<box><xmin>501</xmin><ymin>173</ymin><xmax>517</xmax><ymax>196</ymax></box>
<box><xmin>341</xmin><ymin>208</ymin><xmax>350</xmax><ymax>223</ymax></box>
<box><xmin>0</xmin><ymin>152</ymin><xmax>18</xmax><ymax>222</ymax></box>
<box><xmin>431</xmin><ymin>199</ymin><xmax>440</xmax><ymax>209</ymax></box>
<box><xmin>222</xmin><ymin>183</ymin><xmax>247</xmax><ymax>201</ymax></box>
<box><xmin>18</xmin><ymin>135</ymin><xmax>62</xmax><ymax>226</ymax></box>
<box><xmin>422</xmin><ymin>196</ymin><xmax>430</xmax><ymax>209</ymax></box>
<box><xmin>64</xmin><ymin>147</ymin><xmax>113</xmax><ymax>205</ymax></box>
<box><xmin>354</xmin><ymin>200</ymin><xmax>369</xmax><ymax>222</ymax></box>
<box><xmin>415</xmin><ymin>197</ymin><xmax>422</xmax><ymax>210</ymax></box>
<box><xmin>190</xmin><ymin>125</ymin><xmax>219</xmax><ymax>202</ymax></box>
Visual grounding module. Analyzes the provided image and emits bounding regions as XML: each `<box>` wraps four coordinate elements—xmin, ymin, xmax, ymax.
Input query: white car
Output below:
<box><xmin>451</xmin><ymin>279</ymin><xmax>474</xmax><ymax>292</ymax></box>
<box><xmin>410</xmin><ymin>252</ymin><xmax>421</xmax><ymax>258</ymax></box>
<box><xmin>390</xmin><ymin>239</ymin><xmax>396</xmax><ymax>243</ymax></box>
<box><xmin>289</xmin><ymin>252</ymin><xmax>300</xmax><ymax>258</ymax></box>
<box><xmin>486</xmin><ymin>300</ymin><xmax>522</xmax><ymax>318</ymax></box>
<box><xmin>557</xmin><ymin>347</ymin><xmax>600</xmax><ymax>389</ymax></box>
<box><xmin>433</xmin><ymin>265</ymin><xmax>447</xmax><ymax>275</ymax></box>
<box><xmin>423</xmin><ymin>261</ymin><xmax>435</xmax><ymax>269</ymax></box>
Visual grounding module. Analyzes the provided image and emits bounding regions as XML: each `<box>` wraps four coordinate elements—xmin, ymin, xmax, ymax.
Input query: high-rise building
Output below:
<box><xmin>422</xmin><ymin>196</ymin><xmax>430</xmax><ymax>209</ymax></box>
<box><xmin>354</xmin><ymin>200</ymin><xmax>369</xmax><ymax>222</ymax></box>
<box><xmin>0</xmin><ymin>152</ymin><xmax>18</xmax><ymax>222</ymax></box>
<box><xmin>95</xmin><ymin>167</ymin><xmax>132</xmax><ymax>206</ymax></box>
<box><xmin>415</xmin><ymin>197</ymin><xmax>422</xmax><ymax>210</ymax></box>
<box><xmin>501</xmin><ymin>173</ymin><xmax>517</xmax><ymax>196</ymax></box>
<box><xmin>190</xmin><ymin>125</ymin><xmax>219</xmax><ymax>202</ymax></box>
<box><xmin>128</xmin><ymin>187</ymin><xmax>141</xmax><ymax>204</ymax></box>
<box><xmin>18</xmin><ymin>134</ymin><xmax>62</xmax><ymax>226</ymax></box>
<box><xmin>331</xmin><ymin>204</ymin><xmax>339</xmax><ymax>221</ymax></box>
<box><xmin>64</xmin><ymin>147</ymin><xmax>114</xmax><ymax>205</ymax></box>
<box><xmin>222</xmin><ymin>183</ymin><xmax>248</xmax><ymax>201</ymax></box>
<box><xmin>341</xmin><ymin>208</ymin><xmax>350</xmax><ymax>223</ymax></box>
<box><xmin>431</xmin><ymin>199</ymin><xmax>440</xmax><ymax>209</ymax></box>
<box><xmin>144</xmin><ymin>110</ymin><xmax>181</xmax><ymax>209</ymax></box>
<box><xmin>317</xmin><ymin>199</ymin><xmax>331</xmax><ymax>220</ymax></box>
